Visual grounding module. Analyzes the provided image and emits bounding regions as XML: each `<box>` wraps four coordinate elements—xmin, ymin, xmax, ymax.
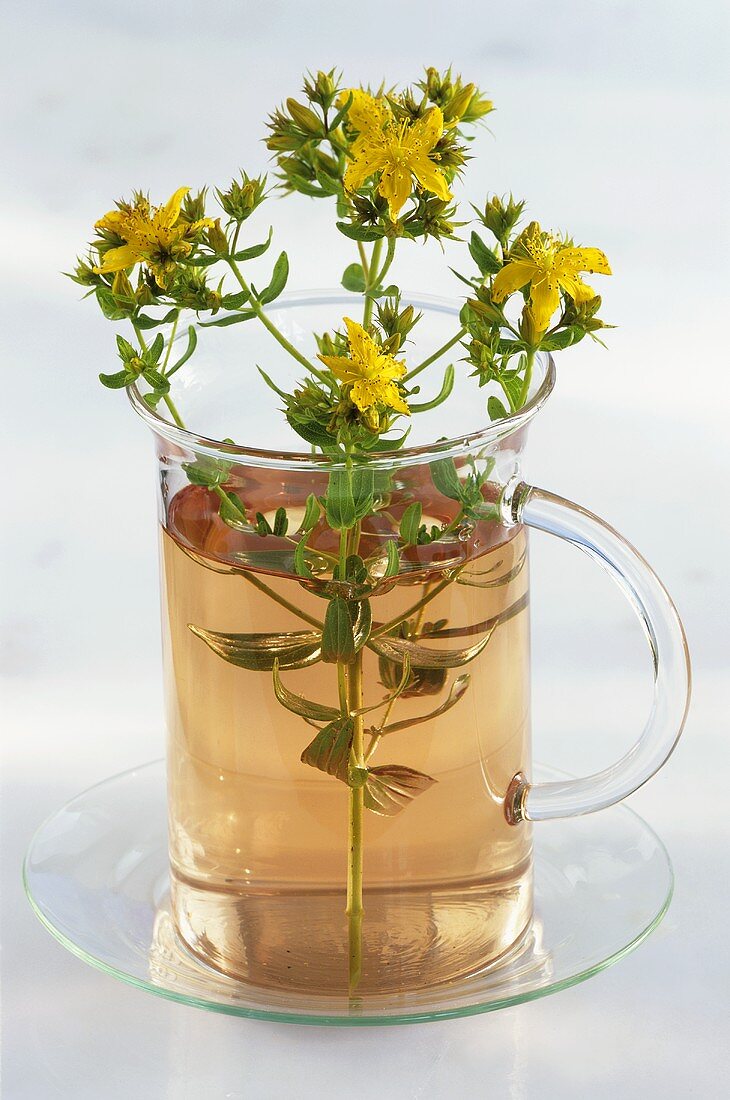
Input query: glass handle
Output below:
<box><xmin>502</xmin><ymin>481</ymin><xmax>691</xmax><ymax>823</ymax></box>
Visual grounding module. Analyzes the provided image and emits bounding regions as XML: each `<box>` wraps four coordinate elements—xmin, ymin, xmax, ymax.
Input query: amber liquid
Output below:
<box><xmin>161</xmin><ymin>486</ymin><xmax>532</xmax><ymax>996</ymax></box>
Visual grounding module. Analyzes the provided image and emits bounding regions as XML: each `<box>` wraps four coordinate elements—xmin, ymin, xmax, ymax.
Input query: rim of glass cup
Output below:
<box><xmin>128</xmin><ymin>289</ymin><xmax>556</xmax><ymax>470</ymax></box>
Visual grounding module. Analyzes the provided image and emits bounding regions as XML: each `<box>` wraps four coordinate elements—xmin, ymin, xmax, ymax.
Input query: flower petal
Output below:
<box><xmin>558</xmin><ymin>274</ymin><xmax>596</xmax><ymax>302</ymax></box>
<box><xmin>343</xmin><ymin>317</ymin><xmax>375</xmax><ymax>365</ymax></box>
<box><xmin>318</xmin><ymin>353</ymin><xmax>361</xmax><ymax>383</ymax></box>
<box><xmin>410</xmin><ymin>154</ymin><xmax>452</xmax><ymax>202</ymax></box>
<box><xmin>557</xmin><ymin>247</ymin><xmax>611</xmax><ymax>276</ymax></box>
<box><xmin>381</xmin><ymin>382</ymin><xmax>410</xmax><ymax>415</ymax></box>
<box><xmin>93</xmin><ymin>244</ymin><xmax>140</xmax><ymax>274</ymax></box>
<box><xmin>378</xmin><ymin>162</ymin><xmax>412</xmax><ymax>219</ymax></box>
<box><xmin>94</xmin><ymin>209</ymin><xmax>125</xmax><ymax>233</ymax></box>
<box><xmin>402</xmin><ymin>106</ymin><xmax>444</xmax><ymax>156</ymax></box>
<box><xmin>344</xmin><ymin>141</ymin><xmax>387</xmax><ymax>193</ymax></box>
<box><xmin>529</xmin><ymin>276</ymin><xmax>561</xmax><ymax>331</ymax></box>
<box><xmin>157</xmin><ymin>187</ymin><xmax>190</xmax><ymax>229</ymax></box>
<box><xmin>344</xmin><ymin>89</ymin><xmax>389</xmax><ymax>137</ymax></box>
<box><xmin>490</xmin><ymin>260</ymin><xmax>537</xmax><ymax>303</ymax></box>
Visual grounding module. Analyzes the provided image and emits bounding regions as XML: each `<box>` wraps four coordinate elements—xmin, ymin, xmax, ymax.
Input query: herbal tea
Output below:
<box><xmin>162</xmin><ymin>483</ymin><xmax>532</xmax><ymax>994</ymax></box>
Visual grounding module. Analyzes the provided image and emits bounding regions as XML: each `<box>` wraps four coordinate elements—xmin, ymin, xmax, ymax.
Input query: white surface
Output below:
<box><xmin>1</xmin><ymin>1</ymin><xmax>729</xmax><ymax>1096</ymax></box>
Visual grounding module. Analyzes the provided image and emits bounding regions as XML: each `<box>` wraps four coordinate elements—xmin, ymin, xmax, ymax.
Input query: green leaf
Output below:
<box><xmin>217</xmin><ymin>490</ymin><xmax>249</xmax><ymax>527</ymax></box>
<box><xmin>299</xmin><ymin>493</ymin><xmax>321</xmax><ymax>534</ymax></box>
<box><xmin>199</xmin><ymin>310</ymin><xmax>256</xmax><ymax>328</ymax></box>
<box><xmin>300</xmin><ymin>717</ymin><xmax>355</xmax><ymax>783</ymax></box>
<box><xmin>408</xmin><ymin>364</ymin><xmax>454</xmax><ymax>414</ymax></box>
<box><xmin>232</xmin><ymin>228</ymin><xmax>273</xmax><ymax>262</ymax></box>
<box><xmin>341</xmin><ymin>262</ymin><xmax>367</xmax><ymax>293</ymax></box>
<box><xmin>273</xmin><ymin>506</ymin><xmax>288</xmax><ymax>537</ymax></box>
<box><xmin>321</xmin><ymin>597</ymin><xmax>356</xmax><ymax>664</ymax></box>
<box><xmin>286</xmin><ymin>413</ymin><xmax>336</xmax><ymax>449</ymax></box>
<box><xmin>376</xmin><ymin>674</ymin><xmax>471</xmax><ymax>735</ymax></box>
<box><xmin>540</xmin><ymin>326</ymin><xmax>584</xmax><ymax>351</ymax></box>
<box><xmin>99</xmin><ymin>369</ymin><xmax>134</xmax><ymax>389</ymax></box>
<box><xmin>146</xmin><ymin>332</ymin><xmax>164</xmax><ymax>364</ymax></box>
<box><xmin>116</xmin><ymin>335</ymin><xmax>136</xmax><ymax>360</ymax></box>
<box><xmin>487</xmin><ymin>395</ymin><xmax>508</xmax><ymax>421</ymax></box>
<box><xmin>363</xmin><ymin>765</ymin><xmax>436</xmax><ymax>816</ymax></box>
<box><xmin>221</xmin><ymin>289</ymin><xmax>251</xmax><ymax>310</ymax></box>
<box><xmin>182</xmin><ymin>454</ymin><xmax>231</xmax><ymax>488</ymax></box>
<box><xmin>95</xmin><ymin>287</ymin><xmax>129</xmax><ymax>320</ymax></box>
<box><xmin>135</xmin><ymin>308</ymin><xmax>179</xmax><ymax>330</ymax></box>
<box><xmin>468</xmin><ymin>231</ymin><xmax>502</xmax><ymax>276</ymax></box>
<box><xmin>325</xmin><ymin>468</ymin><xmax>356</xmax><ymax>530</ymax></box>
<box><xmin>399</xmin><ymin>502</ymin><xmax>422</xmax><ymax>546</ymax></box>
<box><xmin>430</xmin><ymin>457</ymin><xmax>463</xmax><ymax>502</ymax></box>
<box><xmin>294</xmin><ymin>532</ymin><xmax>314</xmax><ymax>578</ymax></box>
<box><xmin>167</xmin><ymin>325</ymin><xmax>197</xmax><ymax>377</ymax></box>
<box><xmin>353</xmin><ymin>597</ymin><xmax>372</xmax><ymax>651</ymax></box>
<box><xmin>257</xmin><ymin>251</ymin><xmax>289</xmax><ymax>305</ymax></box>
<box><xmin>336</xmin><ymin>221</ymin><xmax>384</xmax><ymax>243</ymax></box>
<box><xmin>272</xmin><ymin>660</ymin><xmax>339</xmax><ymax>721</ymax></box>
<box><xmin>351</xmin><ymin>466</ymin><xmax>374</xmax><ymax>520</ymax></box>
<box><xmin>383</xmin><ymin>539</ymin><xmax>400</xmax><ymax>578</ymax></box>
<box><xmin>501</xmin><ymin>374</ymin><xmax>522</xmax><ymax>409</ymax></box>
<box><xmin>141</xmin><ymin>368</ymin><xmax>170</xmax><ymax>392</ymax></box>
<box><xmin>189</xmin><ymin>625</ymin><xmax>322</xmax><ymax>671</ymax></box>
<box><xmin>369</xmin><ymin>625</ymin><xmax>496</xmax><ymax>669</ymax></box>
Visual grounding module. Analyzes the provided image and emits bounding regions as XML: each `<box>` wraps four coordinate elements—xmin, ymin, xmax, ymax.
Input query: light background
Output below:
<box><xmin>1</xmin><ymin>1</ymin><xmax>728</xmax><ymax>1096</ymax></box>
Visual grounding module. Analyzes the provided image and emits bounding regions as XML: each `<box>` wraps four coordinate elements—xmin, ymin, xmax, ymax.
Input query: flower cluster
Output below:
<box><xmin>70</xmin><ymin>64</ymin><xmax>613</xmax><ymax>447</ymax></box>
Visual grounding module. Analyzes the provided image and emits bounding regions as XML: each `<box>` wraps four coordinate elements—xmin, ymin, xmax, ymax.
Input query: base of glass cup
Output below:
<box><xmin>24</xmin><ymin>759</ymin><xmax>674</xmax><ymax>1025</ymax></box>
<box><xmin>170</xmin><ymin>858</ymin><xmax>533</xmax><ymax>995</ymax></box>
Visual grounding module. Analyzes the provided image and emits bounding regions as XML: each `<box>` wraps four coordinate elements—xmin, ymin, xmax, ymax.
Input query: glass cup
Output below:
<box><xmin>130</xmin><ymin>292</ymin><xmax>690</xmax><ymax>997</ymax></box>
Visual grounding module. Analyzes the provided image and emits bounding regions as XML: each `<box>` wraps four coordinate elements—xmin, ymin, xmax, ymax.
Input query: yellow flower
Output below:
<box><xmin>343</xmin><ymin>90</ymin><xmax>451</xmax><ymax>220</ymax></box>
<box><xmin>318</xmin><ymin>317</ymin><xmax>410</xmax><ymax>417</ymax></box>
<box><xmin>491</xmin><ymin>222</ymin><xmax>612</xmax><ymax>332</ymax></box>
<box><xmin>93</xmin><ymin>187</ymin><xmax>213</xmax><ymax>290</ymax></box>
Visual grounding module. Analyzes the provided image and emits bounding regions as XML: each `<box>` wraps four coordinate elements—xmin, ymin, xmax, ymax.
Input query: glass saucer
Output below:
<box><xmin>24</xmin><ymin>759</ymin><xmax>672</xmax><ymax>1026</ymax></box>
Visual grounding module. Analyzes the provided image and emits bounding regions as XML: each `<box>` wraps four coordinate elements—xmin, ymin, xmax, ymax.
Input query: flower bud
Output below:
<box><xmin>286</xmin><ymin>97</ymin><xmax>322</xmax><ymax>135</ymax></box>
<box><xmin>206</xmin><ymin>218</ymin><xmax>229</xmax><ymax>255</ymax></box>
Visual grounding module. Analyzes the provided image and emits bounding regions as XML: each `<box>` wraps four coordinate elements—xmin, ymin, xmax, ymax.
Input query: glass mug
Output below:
<box><xmin>131</xmin><ymin>293</ymin><xmax>690</xmax><ymax>996</ymax></box>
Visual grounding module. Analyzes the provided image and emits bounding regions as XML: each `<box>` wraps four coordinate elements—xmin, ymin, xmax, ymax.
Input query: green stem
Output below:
<box><xmin>226</xmin><ymin>257</ymin><xmax>330</xmax><ymax>384</ymax></box>
<box><xmin>356</xmin><ymin>240</ymin><xmax>370</xmax><ymax>281</ymax></box>
<box><xmin>346</xmin><ymin>651</ymin><xmax>365</xmax><ymax>994</ymax></box>
<box><xmin>518</xmin><ymin>347</ymin><xmax>535</xmax><ymax>408</ymax></box>
<box><xmin>362</xmin><ymin>238</ymin><xmax>384</xmax><ymax>327</ymax></box>
<box><xmin>132</xmin><ymin>318</ymin><xmax>185</xmax><ymax>428</ymax></box>
<box><xmin>238</xmin><ymin>568</ymin><xmax>323</xmax><ymax>630</ymax></box>
<box><xmin>371</xmin><ymin>571</ymin><xmax>456</xmax><ymax>639</ymax></box>
<box><xmin>404</xmin><ymin>327</ymin><xmax>465</xmax><ymax>382</ymax></box>
<box><xmin>161</xmin><ymin>314</ymin><xmax>180</xmax><ymax>374</ymax></box>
